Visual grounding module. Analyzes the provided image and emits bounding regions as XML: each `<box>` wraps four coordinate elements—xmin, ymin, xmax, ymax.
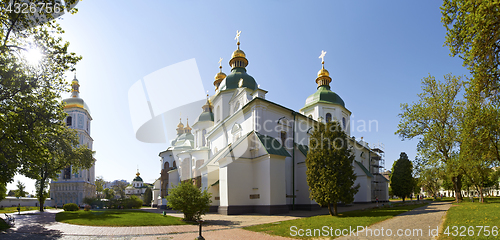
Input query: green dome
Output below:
<box><xmin>303</xmin><ymin>86</ymin><xmax>345</xmax><ymax>108</ymax></box>
<box><xmin>198</xmin><ymin>111</ymin><xmax>214</xmax><ymax>122</ymax></box>
<box><xmin>220</xmin><ymin>67</ymin><xmax>257</xmax><ymax>91</ymax></box>
<box><xmin>133</xmin><ymin>176</ymin><xmax>143</xmax><ymax>182</ymax></box>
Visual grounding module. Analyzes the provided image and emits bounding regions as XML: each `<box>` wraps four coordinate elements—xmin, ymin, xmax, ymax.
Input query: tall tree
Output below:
<box><xmin>0</xmin><ymin>182</ymin><xmax>6</xmax><ymax>202</ymax></box>
<box><xmin>442</xmin><ymin>0</ymin><xmax>500</xmax><ymax>95</ymax></box>
<box><xmin>390</xmin><ymin>153</ymin><xmax>415</xmax><ymax>202</ymax></box>
<box><xmin>0</xmin><ymin>1</ymin><xmax>82</xmax><ymax>185</ymax></box>
<box><xmin>95</xmin><ymin>176</ymin><xmax>105</xmax><ymax>193</ymax></box>
<box><xmin>143</xmin><ymin>187</ymin><xmax>152</xmax><ymax>205</ymax></box>
<box><xmin>113</xmin><ymin>181</ymin><xmax>127</xmax><ymax>199</ymax></box>
<box><xmin>306</xmin><ymin>120</ymin><xmax>359</xmax><ymax>216</ymax></box>
<box><xmin>419</xmin><ymin>166</ymin><xmax>441</xmax><ymax>199</ymax></box>
<box><xmin>15</xmin><ymin>180</ymin><xmax>27</xmax><ymax>197</ymax></box>
<box><xmin>103</xmin><ymin>188</ymin><xmax>115</xmax><ymax>200</ymax></box>
<box><xmin>396</xmin><ymin>74</ymin><xmax>464</xmax><ymax>202</ymax></box>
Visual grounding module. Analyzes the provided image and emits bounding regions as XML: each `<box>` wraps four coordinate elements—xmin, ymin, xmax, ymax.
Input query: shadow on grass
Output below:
<box><xmin>333</xmin><ymin>203</ymin><xmax>429</xmax><ymax>219</ymax></box>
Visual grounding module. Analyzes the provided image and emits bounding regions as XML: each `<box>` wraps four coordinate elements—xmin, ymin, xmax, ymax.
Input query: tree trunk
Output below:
<box><xmin>479</xmin><ymin>186</ymin><xmax>484</xmax><ymax>203</ymax></box>
<box><xmin>452</xmin><ymin>175</ymin><xmax>463</xmax><ymax>202</ymax></box>
<box><xmin>402</xmin><ymin>196</ymin><xmax>405</xmax><ymax>203</ymax></box>
<box><xmin>37</xmin><ymin>177</ymin><xmax>47</xmax><ymax>212</ymax></box>
<box><xmin>327</xmin><ymin>204</ymin><xmax>334</xmax><ymax>216</ymax></box>
<box><xmin>333</xmin><ymin>203</ymin><xmax>338</xmax><ymax>216</ymax></box>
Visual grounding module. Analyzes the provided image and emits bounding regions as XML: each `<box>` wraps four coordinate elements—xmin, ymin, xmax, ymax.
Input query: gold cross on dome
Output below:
<box><xmin>218</xmin><ymin>57</ymin><xmax>223</xmax><ymax>66</ymax></box>
<box><xmin>319</xmin><ymin>50</ymin><xmax>327</xmax><ymax>63</ymax></box>
<box><xmin>235</xmin><ymin>30</ymin><xmax>241</xmax><ymax>42</ymax></box>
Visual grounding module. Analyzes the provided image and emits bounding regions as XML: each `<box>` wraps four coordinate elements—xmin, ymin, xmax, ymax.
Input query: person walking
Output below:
<box><xmin>17</xmin><ymin>203</ymin><xmax>21</xmax><ymax>214</ymax></box>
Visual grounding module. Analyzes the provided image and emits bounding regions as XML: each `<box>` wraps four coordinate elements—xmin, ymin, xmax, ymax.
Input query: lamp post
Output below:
<box><xmin>195</xmin><ymin>219</ymin><xmax>205</xmax><ymax>240</ymax></box>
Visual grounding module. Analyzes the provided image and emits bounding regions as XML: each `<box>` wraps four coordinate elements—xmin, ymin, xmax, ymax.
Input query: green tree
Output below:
<box><xmin>396</xmin><ymin>74</ymin><xmax>464</xmax><ymax>202</ymax></box>
<box><xmin>103</xmin><ymin>188</ymin><xmax>115</xmax><ymax>200</ymax></box>
<box><xmin>390</xmin><ymin>153</ymin><xmax>415</xmax><ymax>202</ymax></box>
<box><xmin>0</xmin><ymin>1</ymin><xmax>82</xmax><ymax>187</ymax></box>
<box><xmin>419</xmin><ymin>167</ymin><xmax>441</xmax><ymax>199</ymax></box>
<box><xmin>306</xmin><ymin>120</ymin><xmax>359</xmax><ymax>216</ymax></box>
<box><xmin>143</xmin><ymin>187</ymin><xmax>152</xmax><ymax>205</ymax></box>
<box><xmin>166</xmin><ymin>180</ymin><xmax>212</xmax><ymax>221</ymax></box>
<box><xmin>15</xmin><ymin>181</ymin><xmax>27</xmax><ymax>197</ymax></box>
<box><xmin>0</xmin><ymin>182</ymin><xmax>6</xmax><ymax>202</ymax></box>
<box><xmin>95</xmin><ymin>176</ymin><xmax>105</xmax><ymax>193</ymax></box>
<box><xmin>442</xmin><ymin>0</ymin><xmax>500</xmax><ymax>95</ymax></box>
<box><xmin>112</xmin><ymin>181</ymin><xmax>127</xmax><ymax>199</ymax></box>
<box><xmin>7</xmin><ymin>190</ymin><xmax>16</xmax><ymax>197</ymax></box>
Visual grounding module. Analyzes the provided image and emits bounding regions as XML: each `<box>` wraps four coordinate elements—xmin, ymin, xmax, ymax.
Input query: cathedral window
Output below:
<box><xmin>342</xmin><ymin>117</ymin><xmax>346</xmax><ymax>130</ymax></box>
<box><xmin>66</xmin><ymin>116</ymin><xmax>72</xmax><ymax>126</ymax></box>
<box><xmin>281</xmin><ymin>131</ymin><xmax>287</xmax><ymax>148</ymax></box>
<box><xmin>326</xmin><ymin>113</ymin><xmax>332</xmax><ymax>123</ymax></box>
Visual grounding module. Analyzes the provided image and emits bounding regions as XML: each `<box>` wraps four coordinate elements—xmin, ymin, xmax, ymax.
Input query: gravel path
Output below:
<box><xmin>337</xmin><ymin>201</ymin><xmax>452</xmax><ymax>240</ymax></box>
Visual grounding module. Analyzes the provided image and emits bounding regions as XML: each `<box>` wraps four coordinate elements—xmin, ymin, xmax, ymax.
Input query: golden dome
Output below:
<box><xmin>177</xmin><ymin>118</ymin><xmax>184</xmax><ymax>128</ymax></box>
<box><xmin>215</xmin><ymin>71</ymin><xmax>227</xmax><ymax>80</ymax></box>
<box><xmin>232</xmin><ymin>49</ymin><xmax>246</xmax><ymax>58</ymax></box>
<box><xmin>317</xmin><ymin>67</ymin><xmax>329</xmax><ymax>77</ymax></box>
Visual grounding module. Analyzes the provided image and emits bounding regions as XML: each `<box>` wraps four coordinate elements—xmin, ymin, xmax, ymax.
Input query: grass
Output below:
<box><xmin>244</xmin><ymin>203</ymin><xmax>428</xmax><ymax>239</ymax></box>
<box><xmin>0</xmin><ymin>206</ymin><xmax>55</xmax><ymax>214</ymax></box>
<box><xmin>55</xmin><ymin>209</ymin><xmax>195</xmax><ymax>226</ymax></box>
<box><xmin>440</xmin><ymin>197</ymin><xmax>500</xmax><ymax>240</ymax></box>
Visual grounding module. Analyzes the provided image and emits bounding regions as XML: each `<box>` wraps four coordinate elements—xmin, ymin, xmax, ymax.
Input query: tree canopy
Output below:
<box><xmin>306</xmin><ymin>120</ymin><xmax>359</xmax><ymax>216</ymax></box>
<box><xmin>0</xmin><ymin>1</ymin><xmax>94</xmax><ymax>211</ymax></box>
<box><xmin>390</xmin><ymin>153</ymin><xmax>415</xmax><ymax>202</ymax></box>
<box><xmin>166</xmin><ymin>180</ymin><xmax>212</xmax><ymax>221</ymax></box>
<box><xmin>442</xmin><ymin>0</ymin><xmax>500</xmax><ymax>95</ymax></box>
<box><xmin>396</xmin><ymin>74</ymin><xmax>465</xmax><ymax>202</ymax></box>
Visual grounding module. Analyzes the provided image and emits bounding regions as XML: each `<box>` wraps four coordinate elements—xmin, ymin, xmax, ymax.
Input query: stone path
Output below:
<box><xmin>0</xmin><ymin>201</ymin><xmax>450</xmax><ymax>239</ymax></box>
<box><xmin>337</xmin><ymin>201</ymin><xmax>452</xmax><ymax>240</ymax></box>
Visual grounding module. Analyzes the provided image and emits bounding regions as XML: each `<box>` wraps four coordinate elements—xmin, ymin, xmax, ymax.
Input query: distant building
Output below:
<box><xmin>50</xmin><ymin>75</ymin><xmax>96</xmax><ymax>207</ymax></box>
<box><xmin>125</xmin><ymin>171</ymin><xmax>151</xmax><ymax>197</ymax></box>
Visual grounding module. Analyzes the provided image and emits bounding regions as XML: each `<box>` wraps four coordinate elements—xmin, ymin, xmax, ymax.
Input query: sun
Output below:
<box><xmin>24</xmin><ymin>48</ymin><xmax>43</xmax><ymax>65</ymax></box>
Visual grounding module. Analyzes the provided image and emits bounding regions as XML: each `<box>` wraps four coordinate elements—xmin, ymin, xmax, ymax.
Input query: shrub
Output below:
<box><xmin>63</xmin><ymin>203</ymin><xmax>79</xmax><ymax>211</ymax></box>
<box><xmin>166</xmin><ymin>180</ymin><xmax>212</xmax><ymax>221</ymax></box>
<box><xmin>84</xmin><ymin>205</ymin><xmax>91</xmax><ymax>211</ymax></box>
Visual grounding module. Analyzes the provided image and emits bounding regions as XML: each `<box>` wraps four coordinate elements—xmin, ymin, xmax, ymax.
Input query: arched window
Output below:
<box><xmin>173</xmin><ymin>161</ymin><xmax>177</xmax><ymax>168</ymax></box>
<box><xmin>164</xmin><ymin>162</ymin><xmax>169</xmax><ymax>170</ymax></box>
<box><xmin>281</xmin><ymin>131</ymin><xmax>287</xmax><ymax>148</ymax></box>
<box><xmin>66</xmin><ymin>116</ymin><xmax>72</xmax><ymax>126</ymax></box>
<box><xmin>342</xmin><ymin>117</ymin><xmax>346</xmax><ymax>130</ymax></box>
<box><xmin>326</xmin><ymin>113</ymin><xmax>332</xmax><ymax>123</ymax></box>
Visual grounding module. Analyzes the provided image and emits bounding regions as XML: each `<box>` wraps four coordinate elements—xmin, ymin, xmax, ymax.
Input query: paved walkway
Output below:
<box><xmin>0</xmin><ymin>201</ymin><xmax>449</xmax><ymax>239</ymax></box>
<box><xmin>337</xmin><ymin>201</ymin><xmax>452</xmax><ymax>240</ymax></box>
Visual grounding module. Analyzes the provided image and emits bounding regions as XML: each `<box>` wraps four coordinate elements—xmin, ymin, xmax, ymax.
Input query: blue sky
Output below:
<box><xmin>8</xmin><ymin>0</ymin><xmax>470</xmax><ymax>193</ymax></box>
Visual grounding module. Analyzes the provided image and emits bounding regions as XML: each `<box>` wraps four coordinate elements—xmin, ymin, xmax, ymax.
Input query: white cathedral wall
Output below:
<box><xmin>354</xmin><ymin>174</ymin><xmax>371</xmax><ymax>203</ymax></box>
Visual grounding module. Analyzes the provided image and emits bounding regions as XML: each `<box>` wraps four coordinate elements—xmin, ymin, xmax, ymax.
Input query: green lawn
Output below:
<box><xmin>244</xmin><ymin>203</ymin><xmax>428</xmax><ymax>239</ymax></box>
<box><xmin>0</xmin><ymin>206</ymin><xmax>42</xmax><ymax>214</ymax></box>
<box><xmin>55</xmin><ymin>209</ymin><xmax>194</xmax><ymax>226</ymax></box>
<box><xmin>440</xmin><ymin>198</ymin><xmax>500</xmax><ymax>240</ymax></box>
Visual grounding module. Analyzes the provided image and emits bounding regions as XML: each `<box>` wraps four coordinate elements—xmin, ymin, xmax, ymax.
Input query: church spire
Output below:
<box><xmin>176</xmin><ymin>117</ymin><xmax>184</xmax><ymax>135</ymax></box>
<box><xmin>184</xmin><ymin>118</ymin><xmax>192</xmax><ymax>134</ymax></box>
<box><xmin>214</xmin><ymin>57</ymin><xmax>226</xmax><ymax>90</ymax></box>
<box><xmin>229</xmin><ymin>30</ymin><xmax>248</xmax><ymax>69</ymax></box>
<box><xmin>316</xmin><ymin>50</ymin><xmax>332</xmax><ymax>89</ymax></box>
<box><xmin>71</xmin><ymin>72</ymin><xmax>80</xmax><ymax>98</ymax></box>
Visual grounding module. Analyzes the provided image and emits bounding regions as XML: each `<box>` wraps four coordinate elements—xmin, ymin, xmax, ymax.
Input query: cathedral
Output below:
<box><xmin>159</xmin><ymin>32</ymin><xmax>388</xmax><ymax>214</ymax></box>
<box><xmin>49</xmin><ymin>75</ymin><xmax>96</xmax><ymax>207</ymax></box>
